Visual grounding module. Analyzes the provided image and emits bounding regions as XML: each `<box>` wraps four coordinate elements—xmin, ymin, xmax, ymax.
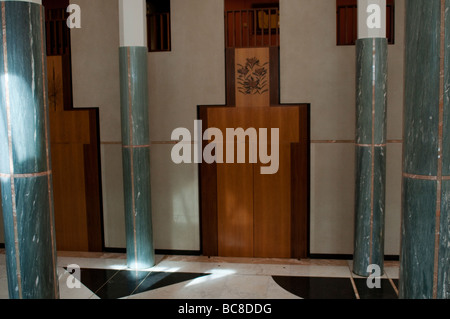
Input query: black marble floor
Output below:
<box><xmin>0</xmin><ymin>253</ymin><xmax>401</xmax><ymax>300</ymax></box>
<box><xmin>73</xmin><ymin>267</ymin><xmax>399</xmax><ymax>299</ymax></box>
<box><xmin>77</xmin><ymin>268</ymin><xmax>209</xmax><ymax>299</ymax></box>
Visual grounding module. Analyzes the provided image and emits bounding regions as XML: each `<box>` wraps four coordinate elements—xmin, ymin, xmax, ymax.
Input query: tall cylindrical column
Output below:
<box><xmin>353</xmin><ymin>0</ymin><xmax>387</xmax><ymax>277</ymax></box>
<box><xmin>400</xmin><ymin>0</ymin><xmax>449</xmax><ymax>299</ymax></box>
<box><xmin>119</xmin><ymin>0</ymin><xmax>155</xmax><ymax>269</ymax></box>
<box><xmin>0</xmin><ymin>0</ymin><xmax>59</xmax><ymax>298</ymax></box>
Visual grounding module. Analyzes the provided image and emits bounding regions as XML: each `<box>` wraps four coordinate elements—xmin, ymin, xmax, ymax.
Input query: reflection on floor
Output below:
<box><xmin>0</xmin><ymin>251</ymin><xmax>400</xmax><ymax>299</ymax></box>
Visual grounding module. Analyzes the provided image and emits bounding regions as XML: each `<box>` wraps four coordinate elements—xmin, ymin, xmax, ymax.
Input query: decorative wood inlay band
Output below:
<box><xmin>40</xmin><ymin>5</ymin><xmax>58</xmax><ymax>297</ymax></box>
<box><xmin>356</xmin><ymin>143</ymin><xmax>386</xmax><ymax>147</ymax></box>
<box><xmin>311</xmin><ymin>140</ymin><xmax>401</xmax><ymax>144</ymax></box>
<box><xmin>402</xmin><ymin>173</ymin><xmax>450</xmax><ymax>181</ymax></box>
<box><xmin>101</xmin><ymin>141</ymin><xmax>192</xmax><ymax>145</ymax></box>
<box><xmin>388</xmin><ymin>277</ymin><xmax>399</xmax><ymax>296</ymax></box>
<box><xmin>127</xmin><ymin>47</ymin><xmax>138</xmax><ymax>268</ymax></box>
<box><xmin>349</xmin><ymin>274</ymin><xmax>361</xmax><ymax>300</ymax></box>
<box><xmin>311</xmin><ymin>140</ymin><xmax>355</xmax><ymax>144</ymax></box>
<box><xmin>152</xmin><ymin>141</ymin><xmax>185</xmax><ymax>145</ymax></box>
<box><xmin>369</xmin><ymin>37</ymin><xmax>377</xmax><ymax>265</ymax></box>
<box><xmin>105</xmin><ymin>140</ymin><xmax>402</xmax><ymax>146</ymax></box>
<box><xmin>2</xmin><ymin>2</ymin><xmax>22</xmax><ymax>299</ymax></box>
<box><xmin>122</xmin><ymin>144</ymin><xmax>151</xmax><ymax>149</ymax></box>
<box><xmin>433</xmin><ymin>0</ymin><xmax>446</xmax><ymax>299</ymax></box>
<box><xmin>0</xmin><ymin>171</ymin><xmax>52</xmax><ymax>178</ymax></box>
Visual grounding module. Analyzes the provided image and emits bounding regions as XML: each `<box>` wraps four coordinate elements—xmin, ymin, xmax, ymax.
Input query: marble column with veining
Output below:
<box><xmin>400</xmin><ymin>0</ymin><xmax>449</xmax><ymax>299</ymax></box>
<box><xmin>353</xmin><ymin>0</ymin><xmax>387</xmax><ymax>277</ymax></box>
<box><xmin>119</xmin><ymin>0</ymin><xmax>155</xmax><ymax>269</ymax></box>
<box><xmin>0</xmin><ymin>0</ymin><xmax>59</xmax><ymax>299</ymax></box>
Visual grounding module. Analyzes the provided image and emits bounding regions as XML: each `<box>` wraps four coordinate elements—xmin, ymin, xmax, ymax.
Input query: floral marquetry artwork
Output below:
<box><xmin>235</xmin><ymin>48</ymin><xmax>270</xmax><ymax>107</ymax></box>
<box><xmin>237</xmin><ymin>57</ymin><xmax>269</xmax><ymax>95</ymax></box>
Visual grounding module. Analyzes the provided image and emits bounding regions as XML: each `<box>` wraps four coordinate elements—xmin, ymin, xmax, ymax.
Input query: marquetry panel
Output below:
<box><xmin>235</xmin><ymin>48</ymin><xmax>270</xmax><ymax>107</ymax></box>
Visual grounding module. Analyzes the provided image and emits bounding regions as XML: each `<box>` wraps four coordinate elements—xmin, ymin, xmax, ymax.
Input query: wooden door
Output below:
<box><xmin>200</xmin><ymin>48</ymin><xmax>309</xmax><ymax>259</ymax></box>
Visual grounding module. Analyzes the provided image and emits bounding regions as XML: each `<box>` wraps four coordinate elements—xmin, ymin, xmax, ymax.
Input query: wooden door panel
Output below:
<box><xmin>200</xmin><ymin>104</ymin><xmax>309</xmax><ymax>259</ymax></box>
<box><xmin>217</xmin><ymin>162</ymin><xmax>254</xmax><ymax>257</ymax></box>
<box><xmin>253</xmin><ymin>142</ymin><xmax>292</xmax><ymax>258</ymax></box>
<box><xmin>199</xmin><ymin>47</ymin><xmax>309</xmax><ymax>259</ymax></box>
<box><xmin>47</xmin><ymin>55</ymin><xmax>103</xmax><ymax>252</ymax></box>
<box><xmin>51</xmin><ymin>143</ymin><xmax>89</xmax><ymax>251</ymax></box>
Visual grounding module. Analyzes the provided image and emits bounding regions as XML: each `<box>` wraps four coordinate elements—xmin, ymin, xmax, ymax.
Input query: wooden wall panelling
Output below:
<box><xmin>199</xmin><ymin>46</ymin><xmax>310</xmax><ymax>259</ymax></box>
<box><xmin>51</xmin><ymin>143</ymin><xmax>89</xmax><ymax>251</ymax></box>
<box><xmin>47</xmin><ymin>55</ymin><xmax>103</xmax><ymax>252</ymax></box>
<box><xmin>199</xmin><ymin>106</ymin><xmax>219</xmax><ymax>256</ymax></box>
<box><xmin>211</xmin><ymin>107</ymin><xmax>255</xmax><ymax>257</ymax></box>
<box><xmin>269</xmin><ymin>47</ymin><xmax>279</xmax><ymax>105</ymax></box>
<box><xmin>290</xmin><ymin>105</ymin><xmax>310</xmax><ymax>258</ymax></box>
<box><xmin>84</xmin><ymin>109</ymin><xmax>103</xmax><ymax>252</ymax></box>
<box><xmin>226</xmin><ymin>48</ymin><xmax>236</xmax><ymax>106</ymax></box>
<box><xmin>225</xmin><ymin>0</ymin><xmax>279</xmax><ymax>11</ymax></box>
<box><xmin>217</xmin><ymin>161</ymin><xmax>254</xmax><ymax>257</ymax></box>
<box><xmin>253</xmin><ymin>142</ymin><xmax>292</xmax><ymax>258</ymax></box>
<box><xmin>253</xmin><ymin>107</ymin><xmax>299</xmax><ymax>258</ymax></box>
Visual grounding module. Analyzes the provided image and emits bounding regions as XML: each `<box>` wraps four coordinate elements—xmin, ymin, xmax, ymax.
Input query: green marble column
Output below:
<box><xmin>400</xmin><ymin>0</ymin><xmax>450</xmax><ymax>299</ymax></box>
<box><xmin>119</xmin><ymin>46</ymin><xmax>155</xmax><ymax>269</ymax></box>
<box><xmin>353</xmin><ymin>38</ymin><xmax>388</xmax><ymax>277</ymax></box>
<box><xmin>0</xmin><ymin>1</ymin><xmax>59</xmax><ymax>299</ymax></box>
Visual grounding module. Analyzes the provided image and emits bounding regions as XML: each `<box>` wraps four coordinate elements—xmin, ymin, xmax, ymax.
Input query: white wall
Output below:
<box><xmin>147</xmin><ymin>0</ymin><xmax>226</xmax><ymax>250</ymax></box>
<box><xmin>70</xmin><ymin>0</ymin><xmax>225</xmax><ymax>250</ymax></box>
<box><xmin>280</xmin><ymin>0</ymin><xmax>404</xmax><ymax>255</ymax></box>
<box><xmin>70</xmin><ymin>0</ymin><xmax>124</xmax><ymax>248</ymax></box>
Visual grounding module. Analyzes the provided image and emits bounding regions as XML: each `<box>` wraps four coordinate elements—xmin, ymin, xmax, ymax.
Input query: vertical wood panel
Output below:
<box><xmin>269</xmin><ymin>47</ymin><xmax>279</xmax><ymax>105</ymax></box>
<box><xmin>253</xmin><ymin>143</ymin><xmax>291</xmax><ymax>258</ymax></box>
<box><xmin>47</xmin><ymin>56</ymin><xmax>102</xmax><ymax>252</ymax></box>
<box><xmin>291</xmin><ymin>107</ymin><xmax>310</xmax><ymax>258</ymax></box>
<box><xmin>217</xmin><ymin>162</ymin><xmax>254</xmax><ymax>257</ymax></box>
<box><xmin>51</xmin><ymin>143</ymin><xmax>89</xmax><ymax>251</ymax></box>
<box><xmin>84</xmin><ymin>109</ymin><xmax>103</xmax><ymax>252</ymax></box>
<box><xmin>199</xmin><ymin>106</ymin><xmax>219</xmax><ymax>256</ymax></box>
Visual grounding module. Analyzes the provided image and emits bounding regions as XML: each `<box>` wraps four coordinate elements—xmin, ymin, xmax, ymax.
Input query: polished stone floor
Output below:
<box><xmin>0</xmin><ymin>250</ymin><xmax>400</xmax><ymax>299</ymax></box>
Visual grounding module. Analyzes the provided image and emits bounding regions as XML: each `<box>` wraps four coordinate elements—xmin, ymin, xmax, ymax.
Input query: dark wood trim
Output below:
<box><xmin>225</xmin><ymin>48</ymin><xmax>236</xmax><ymax>106</ymax></box>
<box><xmin>155</xmin><ymin>249</ymin><xmax>202</xmax><ymax>256</ymax></box>
<box><xmin>43</xmin><ymin>0</ymin><xmax>69</xmax><ymax>9</ymax></box>
<box><xmin>269</xmin><ymin>47</ymin><xmax>279</xmax><ymax>106</ymax></box>
<box><xmin>102</xmin><ymin>247</ymin><xmax>126</xmax><ymax>254</ymax></box>
<box><xmin>309</xmin><ymin>254</ymin><xmax>354</xmax><ymax>260</ymax></box>
<box><xmin>103</xmin><ymin>247</ymin><xmax>202</xmax><ymax>256</ymax></box>
<box><xmin>83</xmin><ymin>108</ymin><xmax>104</xmax><ymax>252</ymax></box>
<box><xmin>251</xmin><ymin>3</ymin><xmax>279</xmax><ymax>9</ymax></box>
<box><xmin>290</xmin><ymin>106</ymin><xmax>310</xmax><ymax>259</ymax></box>
<box><xmin>61</xmin><ymin>53</ymin><xmax>73</xmax><ymax>110</ymax></box>
<box><xmin>198</xmin><ymin>105</ymin><xmax>219</xmax><ymax>256</ymax></box>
